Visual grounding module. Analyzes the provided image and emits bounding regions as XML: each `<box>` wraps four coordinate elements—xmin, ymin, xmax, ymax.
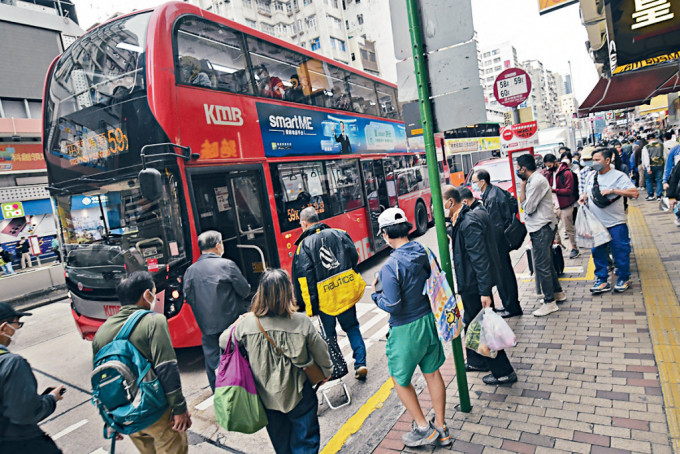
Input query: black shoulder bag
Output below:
<box><xmin>591</xmin><ymin>172</ymin><xmax>621</xmax><ymax>209</ymax></box>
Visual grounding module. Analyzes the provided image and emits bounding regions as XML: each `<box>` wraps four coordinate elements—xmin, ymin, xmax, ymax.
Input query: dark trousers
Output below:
<box><xmin>461</xmin><ymin>291</ymin><xmax>515</xmax><ymax>378</ymax></box>
<box><xmin>202</xmin><ymin>332</ymin><xmax>221</xmax><ymax>392</ymax></box>
<box><xmin>495</xmin><ymin>241</ymin><xmax>521</xmax><ymax>315</ymax></box>
<box><xmin>0</xmin><ymin>433</ymin><xmax>62</xmax><ymax>454</ymax></box>
<box><xmin>319</xmin><ymin>305</ymin><xmax>366</xmax><ymax>368</ymax></box>
<box><xmin>529</xmin><ymin>224</ymin><xmax>563</xmax><ymax>303</ymax></box>
<box><xmin>265</xmin><ymin>381</ymin><xmax>320</xmax><ymax>454</ymax></box>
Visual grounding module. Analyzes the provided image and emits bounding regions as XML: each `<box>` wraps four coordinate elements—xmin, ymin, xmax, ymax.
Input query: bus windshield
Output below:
<box><xmin>55</xmin><ymin>171</ymin><xmax>186</xmax><ymax>273</ymax></box>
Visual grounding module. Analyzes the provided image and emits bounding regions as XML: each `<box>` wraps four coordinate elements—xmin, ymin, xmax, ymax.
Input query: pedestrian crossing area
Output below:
<box><xmin>334</xmin><ymin>302</ymin><xmax>389</xmax><ymax>367</ymax></box>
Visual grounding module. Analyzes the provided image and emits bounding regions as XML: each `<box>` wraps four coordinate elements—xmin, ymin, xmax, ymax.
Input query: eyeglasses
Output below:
<box><xmin>10</xmin><ymin>321</ymin><xmax>24</xmax><ymax>328</ymax></box>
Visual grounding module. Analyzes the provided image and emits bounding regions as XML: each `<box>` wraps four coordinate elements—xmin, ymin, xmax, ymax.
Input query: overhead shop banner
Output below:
<box><xmin>606</xmin><ymin>0</ymin><xmax>680</xmax><ymax>73</ymax></box>
<box><xmin>538</xmin><ymin>0</ymin><xmax>578</xmax><ymax>15</ymax></box>
<box><xmin>256</xmin><ymin>102</ymin><xmax>407</xmax><ymax>157</ymax></box>
<box><xmin>0</xmin><ymin>143</ymin><xmax>46</xmax><ymax>173</ymax></box>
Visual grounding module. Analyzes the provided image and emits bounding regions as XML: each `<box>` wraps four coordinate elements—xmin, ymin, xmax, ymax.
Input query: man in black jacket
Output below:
<box><xmin>292</xmin><ymin>207</ymin><xmax>368</xmax><ymax>379</ymax></box>
<box><xmin>443</xmin><ymin>186</ymin><xmax>517</xmax><ymax>386</ymax></box>
<box><xmin>183</xmin><ymin>231</ymin><xmax>251</xmax><ymax>392</ymax></box>
<box><xmin>473</xmin><ymin>170</ymin><xmax>522</xmax><ymax>318</ymax></box>
<box><xmin>0</xmin><ymin>303</ymin><xmax>65</xmax><ymax>453</ymax></box>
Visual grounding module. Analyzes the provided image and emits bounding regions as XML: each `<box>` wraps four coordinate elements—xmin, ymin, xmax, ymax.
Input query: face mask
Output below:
<box><xmin>443</xmin><ymin>201</ymin><xmax>449</xmax><ymax>215</ymax></box>
<box><xmin>583</xmin><ymin>161</ymin><xmax>593</xmax><ymax>167</ymax></box>
<box><xmin>516</xmin><ymin>169</ymin><xmax>527</xmax><ymax>181</ymax></box>
<box><xmin>471</xmin><ymin>182</ymin><xmax>481</xmax><ymax>192</ymax></box>
<box><xmin>592</xmin><ymin>162</ymin><xmax>605</xmax><ymax>172</ymax></box>
<box><xmin>1</xmin><ymin>323</ymin><xmax>19</xmax><ymax>344</ymax></box>
<box><xmin>561</xmin><ymin>159</ymin><xmax>571</xmax><ymax>165</ymax></box>
<box><xmin>145</xmin><ymin>291</ymin><xmax>156</xmax><ymax>312</ymax></box>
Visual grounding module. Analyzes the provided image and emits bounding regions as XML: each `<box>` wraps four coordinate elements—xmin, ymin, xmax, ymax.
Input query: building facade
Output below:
<box><xmin>0</xmin><ymin>0</ymin><xmax>83</xmax><ymax>268</ymax></box>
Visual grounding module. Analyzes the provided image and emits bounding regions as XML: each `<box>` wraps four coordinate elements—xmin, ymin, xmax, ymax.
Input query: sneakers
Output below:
<box><xmin>355</xmin><ymin>366</ymin><xmax>368</xmax><ymax>381</ymax></box>
<box><xmin>429</xmin><ymin>417</ymin><xmax>452</xmax><ymax>446</ymax></box>
<box><xmin>614</xmin><ymin>278</ymin><xmax>630</xmax><ymax>293</ymax></box>
<box><xmin>675</xmin><ymin>217</ymin><xmax>680</xmax><ymax>227</ymax></box>
<box><xmin>533</xmin><ymin>301</ymin><xmax>559</xmax><ymax>317</ymax></box>
<box><xmin>554</xmin><ymin>291</ymin><xmax>567</xmax><ymax>303</ymax></box>
<box><xmin>646</xmin><ymin>196</ymin><xmax>656</xmax><ymax>201</ymax></box>
<box><xmin>569</xmin><ymin>248</ymin><xmax>580</xmax><ymax>259</ymax></box>
<box><xmin>402</xmin><ymin>420</ymin><xmax>439</xmax><ymax>447</ymax></box>
<box><xmin>590</xmin><ymin>278</ymin><xmax>611</xmax><ymax>294</ymax></box>
<box><xmin>482</xmin><ymin>371</ymin><xmax>518</xmax><ymax>386</ymax></box>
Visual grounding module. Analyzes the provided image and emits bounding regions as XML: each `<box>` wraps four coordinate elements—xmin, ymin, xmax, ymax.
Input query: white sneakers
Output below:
<box><xmin>533</xmin><ymin>301</ymin><xmax>559</xmax><ymax>317</ymax></box>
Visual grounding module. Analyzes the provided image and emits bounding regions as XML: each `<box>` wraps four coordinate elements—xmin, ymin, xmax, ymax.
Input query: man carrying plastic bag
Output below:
<box><xmin>465</xmin><ymin>308</ymin><xmax>516</xmax><ymax>359</ymax></box>
<box><xmin>579</xmin><ymin>148</ymin><xmax>639</xmax><ymax>294</ymax></box>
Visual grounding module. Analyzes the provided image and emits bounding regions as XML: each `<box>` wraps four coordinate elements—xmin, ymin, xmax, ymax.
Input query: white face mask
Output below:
<box><xmin>443</xmin><ymin>201</ymin><xmax>449</xmax><ymax>215</ymax></box>
<box><xmin>1</xmin><ymin>323</ymin><xmax>20</xmax><ymax>344</ymax></box>
<box><xmin>145</xmin><ymin>290</ymin><xmax>156</xmax><ymax>312</ymax></box>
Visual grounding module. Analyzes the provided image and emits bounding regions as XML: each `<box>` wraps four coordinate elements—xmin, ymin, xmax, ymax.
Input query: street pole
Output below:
<box><xmin>405</xmin><ymin>0</ymin><xmax>470</xmax><ymax>412</ymax></box>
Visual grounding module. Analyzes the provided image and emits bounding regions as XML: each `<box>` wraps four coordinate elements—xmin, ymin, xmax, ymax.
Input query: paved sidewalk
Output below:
<box><xmin>360</xmin><ymin>199</ymin><xmax>678</xmax><ymax>454</ymax></box>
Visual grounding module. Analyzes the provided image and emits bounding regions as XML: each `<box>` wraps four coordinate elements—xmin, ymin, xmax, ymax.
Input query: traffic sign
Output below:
<box><xmin>493</xmin><ymin>68</ymin><xmax>532</xmax><ymax>108</ymax></box>
<box><xmin>500</xmin><ymin>121</ymin><xmax>539</xmax><ymax>152</ymax></box>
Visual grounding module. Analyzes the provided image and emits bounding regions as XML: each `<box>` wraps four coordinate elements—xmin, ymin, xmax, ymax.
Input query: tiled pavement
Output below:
<box><xmin>370</xmin><ymin>198</ymin><xmax>679</xmax><ymax>454</ymax></box>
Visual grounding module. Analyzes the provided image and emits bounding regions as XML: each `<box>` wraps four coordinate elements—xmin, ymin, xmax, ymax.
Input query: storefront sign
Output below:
<box><xmin>0</xmin><ymin>143</ymin><xmax>46</xmax><ymax>173</ymax></box>
<box><xmin>500</xmin><ymin>121</ymin><xmax>539</xmax><ymax>152</ymax></box>
<box><xmin>444</xmin><ymin>137</ymin><xmax>501</xmax><ymax>155</ymax></box>
<box><xmin>1</xmin><ymin>202</ymin><xmax>24</xmax><ymax>219</ymax></box>
<box><xmin>606</xmin><ymin>0</ymin><xmax>680</xmax><ymax>70</ymax></box>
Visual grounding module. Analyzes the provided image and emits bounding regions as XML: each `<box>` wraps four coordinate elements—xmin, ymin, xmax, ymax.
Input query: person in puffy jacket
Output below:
<box><xmin>371</xmin><ymin>208</ymin><xmax>450</xmax><ymax>448</ymax></box>
<box><xmin>292</xmin><ymin>207</ymin><xmax>367</xmax><ymax>380</ymax></box>
<box><xmin>445</xmin><ymin>186</ymin><xmax>517</xmax><ymax>386</ymax></box>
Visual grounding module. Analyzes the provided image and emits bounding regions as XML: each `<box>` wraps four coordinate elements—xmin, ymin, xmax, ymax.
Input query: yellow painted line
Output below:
<box><xmin>628</xmin><ymin>206</ymin><xmax>680</xmax><ymax>448</ymax></box>
<box><xmin>321</xmin><ymin>378</ymin><xmax>394</xmax><ymax>454</ymax></box>
<box><xmin>522</xmin><ymin>256</ymin><xmax>595</xmax><ymax>282</ymax></box>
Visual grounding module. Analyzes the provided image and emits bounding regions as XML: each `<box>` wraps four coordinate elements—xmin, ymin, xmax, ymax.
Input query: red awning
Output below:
<box><xmin>578</xmin><ymin>64</ymin><xmax>679</xmax><ymax>116</ymax></box>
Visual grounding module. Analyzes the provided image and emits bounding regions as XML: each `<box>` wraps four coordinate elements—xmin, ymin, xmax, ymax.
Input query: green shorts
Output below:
<box><xmin>386</xmin><ymin>312</ymin><xmax>446</xmax><ymax>387</ymax></box>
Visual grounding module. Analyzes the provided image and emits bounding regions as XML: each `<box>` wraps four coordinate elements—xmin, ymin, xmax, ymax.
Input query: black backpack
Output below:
<box><xmin>667</xmin><ymin>161</ymin><xmax>680</xmax><ymax>199</ymax></box>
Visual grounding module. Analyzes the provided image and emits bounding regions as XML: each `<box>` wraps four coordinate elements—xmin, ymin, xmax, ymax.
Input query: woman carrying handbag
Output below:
<box><xmin>219</xmin><ymin>269</ymin><xmax>332</xmax><ymax>454</ymax></box>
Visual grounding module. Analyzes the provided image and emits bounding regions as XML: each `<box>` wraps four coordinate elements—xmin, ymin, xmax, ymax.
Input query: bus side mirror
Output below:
<box><xmin>139</xmin><ymin>168</ymin><xmax>163</xmax><ymax>201</ymax></box>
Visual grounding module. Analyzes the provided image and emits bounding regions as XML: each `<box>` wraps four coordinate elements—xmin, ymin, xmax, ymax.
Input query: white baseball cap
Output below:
<box><xmin>377</xmin><ymin>207</ymin><xmax>408</xmax><ymax>233</ymax></box>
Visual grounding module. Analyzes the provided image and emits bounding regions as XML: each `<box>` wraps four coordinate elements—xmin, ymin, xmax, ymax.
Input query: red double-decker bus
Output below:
<box><xmin>43</xmin><ymin>2</ymin><xmax>441</xmax><ymax>347</ymax></box>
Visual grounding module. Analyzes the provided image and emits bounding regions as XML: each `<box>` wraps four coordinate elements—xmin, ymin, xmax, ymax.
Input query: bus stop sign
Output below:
<box><xmin>493</xmin><ymin>68</ymin><xmax>532</xmax><ymax>108</ymax></box>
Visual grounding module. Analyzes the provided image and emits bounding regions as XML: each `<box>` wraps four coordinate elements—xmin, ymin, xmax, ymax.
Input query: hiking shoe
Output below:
<box><xmin>402</xmin><ymin>420</ymin><xmax>438</xmax><ymax>447</ymax></box>
<box><xmin>533</xmin><ymin>301</ymin><xmax>559</xmax><ymax>317</ymax></box>
<box><xmin>569</xmin><ymin>249</ymin><xmax>580</xmax><ymax>259</ymax></box>
<box><xmin>482</xmin><ymin>372</ymin><xmax>518</xmax><ymax>386</ymax></box>
<box><xmin>355</xmin><ymin>366</ymin><xmax>368</xmax><ymax>381</ymax></box>
<box><xmin>429</xmin><ymin>417</ymin><xmax>453</xmax><ymax>446</ymax></box>
<box><xmin>554</xmin><ymin>291</ymin><xmax>567</xmax><ymax>303</ymax></box>
<box><xmin>614</xmin><ymin>279</ymin><xmax>630</xmax><ymax>293</ymax></box>
<box><xmin>590</xmin><ymin>279</ymin><xmax>611</xmax><ymax>294</ymax></box>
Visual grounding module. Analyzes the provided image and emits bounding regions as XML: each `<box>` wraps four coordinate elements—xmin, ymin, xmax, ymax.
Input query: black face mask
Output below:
<box><xmin>516</xmin><ymin>169</ymin><xmax>527</xmax><ymax>181</ymax></box>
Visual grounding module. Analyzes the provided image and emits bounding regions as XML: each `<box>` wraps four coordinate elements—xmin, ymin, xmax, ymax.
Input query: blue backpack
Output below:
<box><xmin>91</xmin><ymin>310</ymin><xmax>168</xmax><ymax>435</ymax></box>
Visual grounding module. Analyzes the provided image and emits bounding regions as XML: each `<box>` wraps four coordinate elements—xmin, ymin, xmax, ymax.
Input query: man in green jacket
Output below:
<box><xmin>93</xmin><ymin>272</ymin><xmax>191</xmax><ymax>453</ymax></box>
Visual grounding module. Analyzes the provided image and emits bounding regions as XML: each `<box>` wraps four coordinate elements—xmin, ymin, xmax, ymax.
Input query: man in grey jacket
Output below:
<box><xmin>183</xmin><ymin>231</ymin><xmax>251</xmax><ymax>392</ymax></box>
<box><xmin>0</xmin><ymin>303</ymin><xmax>65</xmax><ymax>453</ymax></box>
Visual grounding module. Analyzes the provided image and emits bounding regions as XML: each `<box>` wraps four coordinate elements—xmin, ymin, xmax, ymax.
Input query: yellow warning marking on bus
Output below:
<box><xmin>321</xmin><ymin>378</ymin><xmax>394</xmax><ymax>454</ymax></box>
<box><xmin>628</xmin><ymin>206</ymin><xmax>680</xmax><ymax>448</ymax></box>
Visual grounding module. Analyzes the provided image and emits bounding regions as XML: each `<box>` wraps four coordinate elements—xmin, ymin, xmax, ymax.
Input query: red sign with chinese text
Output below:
<box><xmin>0</xmin><ymin>143</ymin><xmax>46</xmax><ymax>173</ymax></box>
<box><xmin>493</xmin><ymin>68</ymin><xmax>532</xmax><ymax>108</ymax></box>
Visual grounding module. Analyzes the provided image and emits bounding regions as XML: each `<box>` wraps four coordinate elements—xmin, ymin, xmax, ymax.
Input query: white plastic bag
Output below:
<box><xmin>465</xmin><ymin>309</ymin><xmax>496</xmax><ymax>358</ymax></box>
<box><xmin>481</xmin><ymin>308</ymin><xmax>517</xmax><ymax>352</ymax></box>
<box><xmin>575</xmin><ymin>205</ymin><xmax>611</xmax><ymax>249</ymax></box>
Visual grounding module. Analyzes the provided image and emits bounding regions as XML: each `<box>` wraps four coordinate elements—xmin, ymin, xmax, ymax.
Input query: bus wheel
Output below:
<box><xmin>414</xmin><ymin>201</ymin><xmax>428</xmax><ymax>236</ymax></box>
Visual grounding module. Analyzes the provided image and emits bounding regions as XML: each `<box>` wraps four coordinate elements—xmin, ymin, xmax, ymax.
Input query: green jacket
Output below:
<box><xmin>92</xmin><ymin>306</ymin><xmax>187</xmax><ymax>415</ymax></box>
<box><xmin>219</xmin><ymin>313</ymin><xmax>332</xmax><ymax>413</ymax></box>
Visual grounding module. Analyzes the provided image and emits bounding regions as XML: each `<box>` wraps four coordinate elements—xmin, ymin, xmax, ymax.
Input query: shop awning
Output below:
<box><xmin>578</xmin><ymin>64</ymin><xmax>680</xmax><ymax>116</ymax></box>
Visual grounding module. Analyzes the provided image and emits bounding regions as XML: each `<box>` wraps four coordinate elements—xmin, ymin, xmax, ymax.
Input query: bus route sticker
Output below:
<box><xmin>147</xmin><ymin>258</ymin><xmax>159</xmax><ymax>272</ymax></box>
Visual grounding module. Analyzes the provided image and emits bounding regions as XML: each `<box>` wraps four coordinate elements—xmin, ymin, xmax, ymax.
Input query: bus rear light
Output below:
<box><xmin>171</xmin><ymin>289</ymin><xmax>180</xmax><ymax>300</ymax></box>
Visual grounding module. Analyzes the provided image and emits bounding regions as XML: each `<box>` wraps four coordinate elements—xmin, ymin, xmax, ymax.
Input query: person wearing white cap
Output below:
<box><xmin>371</xmin><ymin>207</ymin><xmax>451</xmax><ymax>448</ymax></box>
<box><xmin>0</xmin><ymin>303</ymin><xmax>66</xmax><ymax>453</ymax></box>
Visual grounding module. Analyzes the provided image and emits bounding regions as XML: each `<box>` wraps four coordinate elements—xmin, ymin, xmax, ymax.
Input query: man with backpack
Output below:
<box><xmin>472</xmin><ymin>169</ymin><xmax>522</xmax><ymax>318</ymax></box>
<box><xmin>92</xmin><ymin>271</ymin><xmax>191</xmax><ymax>453</ymax></box>
<box><xmin>642</xmin><ymin>132</ymin><xmax>665</xmax><ymax>200</ymax></box>
<box><xmin>0</xmin><ymin>303</ymin><xmax>65</xmax><ymax>454</ymax></box>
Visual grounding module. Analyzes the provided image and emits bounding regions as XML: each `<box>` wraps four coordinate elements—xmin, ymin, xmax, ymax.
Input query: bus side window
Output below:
<box><xmin>246</xmin><ymin>36</ymin><xmax>309</xmax><ymax>103</ymax></box>
<box><xmin>348</xmin><ymin>74</ymin><xmax>378</xmax><ymax>117</ymax></box>
<box><xmin>377</xmin><ymin>86</ymin><xmax>398</xmax><ymax>119</ymax></box>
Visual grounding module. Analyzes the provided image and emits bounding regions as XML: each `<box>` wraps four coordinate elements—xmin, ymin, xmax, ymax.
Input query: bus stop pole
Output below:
<box><xmin>405</xmin><ymin>0</ymin><xmax>471</xmax><ymax>412</ymax></box>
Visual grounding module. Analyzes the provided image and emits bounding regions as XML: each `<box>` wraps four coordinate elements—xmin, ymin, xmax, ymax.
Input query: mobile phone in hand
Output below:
<box><xmin>41</xmin><ymin>387</ymin><xmax>55</xmax><ymax>395</ymax></box>
<box><xmin>374</xmin><ymin>272</ymin><xmax>382</xmax><ymax>293</ymax></box>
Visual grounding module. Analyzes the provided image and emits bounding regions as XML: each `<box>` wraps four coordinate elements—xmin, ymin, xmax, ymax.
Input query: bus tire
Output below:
<box><xmin>414</xmin><ymin>201</ymin><xmax>428</xmax><ymax>236</ymax></box>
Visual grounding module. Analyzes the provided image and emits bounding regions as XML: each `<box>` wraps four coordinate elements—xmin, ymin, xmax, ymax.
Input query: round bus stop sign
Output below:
<box><xmin>493</xmin><ymin>68</ymin><xmax>532</xmax><ymax>108</ymax></box>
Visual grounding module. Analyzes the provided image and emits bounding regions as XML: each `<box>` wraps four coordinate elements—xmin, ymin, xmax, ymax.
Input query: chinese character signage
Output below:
<box><xmin>0</xmin><ymin>143</ymin><xmax>46</xmax><ymax>173</ymax></box>
<box><xmin>606</xmin><ymin>0</ymin><xmax>680</xmax><ymax>71</ymax></box>
<box><xmin>538</xmin><ymin>0</ymin><xmax>578</xmax><ymax>15</ymax></box>
<box><xmin>256</xmin><ymin>102</ymin><xmax>407</xmax><ymax>157</ymax></box>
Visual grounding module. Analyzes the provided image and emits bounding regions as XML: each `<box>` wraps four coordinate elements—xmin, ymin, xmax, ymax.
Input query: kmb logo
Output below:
<box><xmin>204</xmin><ymin>104</ymin><xmax>244</xmax><ymax>126</ymax></box>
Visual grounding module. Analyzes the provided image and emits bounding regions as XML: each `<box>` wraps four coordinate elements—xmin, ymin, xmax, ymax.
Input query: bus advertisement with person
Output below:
<box><xmin>42</xmin><ymin>2</ymin><xmax>435</xmax><ymax>347</ymax></box>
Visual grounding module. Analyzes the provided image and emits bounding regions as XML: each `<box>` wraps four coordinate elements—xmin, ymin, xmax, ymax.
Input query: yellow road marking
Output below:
<box><xmin>522</xmin><ymin>256</ymin><xmax>595</xmax><ymax>282</ymax></box>
<box><xmin>321</xmin><ymin>378</ymin><xmax>394</xmax><ymax>454</ymax></box>
<box><xmin>628</xmin><ymin>206</ymin><xmax>680</xmax><ymax>448</ymax></box>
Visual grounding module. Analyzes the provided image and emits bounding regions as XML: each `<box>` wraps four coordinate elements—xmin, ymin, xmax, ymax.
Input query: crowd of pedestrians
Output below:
<box><xmin>3</xmin><ymin>131</ymin><xmax>680</xmax><ymax>453</ymax></box>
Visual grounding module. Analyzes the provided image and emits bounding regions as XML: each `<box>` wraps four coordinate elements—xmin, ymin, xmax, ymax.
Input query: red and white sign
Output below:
<box><xmin>500</xmin><ymin>121</ymin><xmax>539</xmax><ymax>152</ymax></box>
<box><xmin>146</xmin><ymin>258</ymin><xmax>159</xmax><ymax>272</ymax></box>
<box><xmin>493</xmin><ymin>68</ymin><xmax>532</xmax><ymax>108</ymax></box>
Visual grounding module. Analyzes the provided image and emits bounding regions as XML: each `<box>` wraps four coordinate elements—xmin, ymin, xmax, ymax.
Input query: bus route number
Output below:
<box><xmin>287</xmin><ymin>201</ymin><xmax>326</xmax><ymax>223</ymax></box>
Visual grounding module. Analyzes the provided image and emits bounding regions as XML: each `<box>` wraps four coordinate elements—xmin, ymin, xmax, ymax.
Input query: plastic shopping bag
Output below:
<box><xmin>574</xmin><ymin>205</ymin><xmax>611</xmax><ymax>249</ymax></box>
<box><xmin>465</xmin><ymin>308</ymin><xmax>516</xmax><ymax>358</ymax></box>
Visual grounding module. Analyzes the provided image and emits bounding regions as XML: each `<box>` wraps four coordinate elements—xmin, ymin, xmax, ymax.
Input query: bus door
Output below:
<box><xmin>361</xmin><ymin>158</ymin><xmax>396</xmax><ymax>253</ymax></box>
<box><xmin>190</xmin><ymin>168</ymin><xmax>275</xmax><ymax>290</ymax></box>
